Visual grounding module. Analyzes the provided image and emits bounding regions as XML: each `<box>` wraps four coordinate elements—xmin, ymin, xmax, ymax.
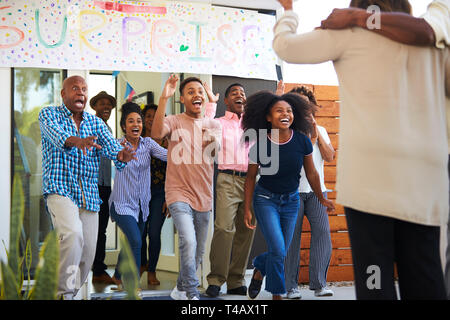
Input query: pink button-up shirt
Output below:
<box><xmin>216</xmin><ymin>111</ymin><xmax>249</xmax><ymax>172</ymax></box>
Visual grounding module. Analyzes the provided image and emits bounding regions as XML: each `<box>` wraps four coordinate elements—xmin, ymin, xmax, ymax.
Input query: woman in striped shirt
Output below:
<box><xmin>109</xmin><ymin>102</ymin><xmax>168</xmax><ymax>287</ymax></box>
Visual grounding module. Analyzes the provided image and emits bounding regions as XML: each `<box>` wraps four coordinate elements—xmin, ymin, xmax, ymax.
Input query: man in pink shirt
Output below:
<box><xmin>206</xmin><ymin>83</ymin><xmax>256</xmax><ymax>298</ymax></box>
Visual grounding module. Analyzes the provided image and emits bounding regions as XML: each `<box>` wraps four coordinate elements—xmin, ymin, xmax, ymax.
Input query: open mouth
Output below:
<box><xmin>192</xmin><ymin>99</ymin><xmax>203</xmax><ymax>108</ymax></box>
<box><xmin>74</xmin><ymin>98</ymin><xmax>85</xmax><ymax>107</ymax></box>
<box><xmin>131</xmin><ymin>128</ymin><xmax>140</xmax><ymax>134</ymax></box>
<box><xmin>280</xmin><ymin>118</ymin><xmax>291</xmax><ymax>125</ymax></box>
<box><xmin>234</xmin><ymin>99</ymin><xmax>244</xmax><ymax>105</ymax></box>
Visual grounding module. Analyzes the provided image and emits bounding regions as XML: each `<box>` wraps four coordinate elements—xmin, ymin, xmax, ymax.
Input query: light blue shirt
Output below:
<box><xmin>39</xmin><ymin>104</ymin><xmax>125</xmax><ymax>212</ymax></box>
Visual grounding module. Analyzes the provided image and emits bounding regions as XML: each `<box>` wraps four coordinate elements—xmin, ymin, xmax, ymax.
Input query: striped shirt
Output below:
<box><xmin>39</xmin><ymin>104</ymin><xmax>126</xmax><ymax>212</ymax></box>
<box><xmin>109</xmin><ymin>136</ymin><xmax>167</xmax><ymax>222</ymax></box>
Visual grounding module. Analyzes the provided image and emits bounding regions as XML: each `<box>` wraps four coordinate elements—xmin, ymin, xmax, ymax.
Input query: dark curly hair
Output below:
<box><xmin>289</xmin><ymin>86</ymin><xmax>319</xmax><ymax>116</ymax></box>
<box><xmin>350</xmin><ymin>0</ymin><xmax>411</xmax><ymax>14</ymax></box>
<box><xmin>241</xmin><ymin>91</ymin><xmax>314</xmax><ymax>144</ymax></box>
<box><xmin>120</xmin><ymin>101</ymin><xmax>142</xmax><ymax>133</ymax></box>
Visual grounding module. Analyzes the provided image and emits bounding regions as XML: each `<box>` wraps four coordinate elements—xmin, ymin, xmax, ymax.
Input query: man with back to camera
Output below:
<box><xmin>321</xmin><ymin>0</ymin><xmax>450</xmax><ymax>299</ymax></box>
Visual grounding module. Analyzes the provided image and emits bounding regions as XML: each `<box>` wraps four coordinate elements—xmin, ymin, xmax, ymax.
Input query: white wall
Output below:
<box><xmin>0</xmin><ymin>68</ymin><xmax>11</xmax><ymax>263</ymax></box>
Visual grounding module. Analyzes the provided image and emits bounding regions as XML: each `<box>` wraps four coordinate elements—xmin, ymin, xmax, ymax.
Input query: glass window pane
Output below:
<box><xmin>12</xmin><ymin>68</ymin><xmax>64</xmax><ymax>277</ymax></box>
<box><xmin>88</xmin><ymin>72</ymin><xmax>117</xmax><ymax>250</ymax></box>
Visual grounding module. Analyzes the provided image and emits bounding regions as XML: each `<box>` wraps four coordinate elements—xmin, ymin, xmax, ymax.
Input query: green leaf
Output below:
<box><xmin>0</xmin><ymin>261</ymin><xmax>21</xmax><ymax>300</ymax></box>
<box><xmin>9</xmin><ymin>174</ymin><xmax>25</xmax><ymax>288</ymax></box>
<box><xmin>118</xmin><ymin>233</ymin><xmax>140</xmax><ymax>300</ymax></box>
<box><xmin>24</xmin><ymin>240</ymin><xmax>32</xmax><ymax>299</ymax></box>
<box><xmin>29</xmin><ymin>231</ymin><xmax>59</xmax><ymax>300</ymax></box>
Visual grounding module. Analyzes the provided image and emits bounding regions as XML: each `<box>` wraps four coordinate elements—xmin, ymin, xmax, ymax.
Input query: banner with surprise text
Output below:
<box><xmin>0</xmin><ymin>0</ymin><xmax>278</xmax><ymax>80</ymax></box>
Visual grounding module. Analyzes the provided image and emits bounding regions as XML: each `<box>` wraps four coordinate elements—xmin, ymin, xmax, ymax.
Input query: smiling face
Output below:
<box><xmin>224</xmin><ymin>85</ymin><xmax>246</xmax><ymax>116</ymax></box>
<box><xmin>61</xmin><ymin>76</ymin><xmax>88</xmax><ymax>115</ymax></box>
<box><xmin>180</xmin><ymin>80</ymin><xmax>205</xmax><ymax>118</ymax></box>
<box><xmin>266</xmin><ymin>100</ymin><xmax>294</xmax><ymax>130</ymax></box>
<box><xmin>92</xmin><ymin>97</ymin><xmax>114</xmax><ymax>122</ymax></box>
<box><xmin>123</xmin><ymin>112</ymin><xmax>143</xmax><ymax>140</ymax></box>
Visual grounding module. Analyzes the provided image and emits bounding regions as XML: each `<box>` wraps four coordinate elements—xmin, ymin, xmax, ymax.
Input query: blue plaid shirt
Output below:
<box><xmin>39</xmin><ymin>104</ymin><xmax>126</xmax><ymax>212</ymax></box>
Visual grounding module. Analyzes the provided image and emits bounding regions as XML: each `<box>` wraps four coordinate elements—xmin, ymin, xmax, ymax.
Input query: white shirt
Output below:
<box><xmin>422</xmin><ymin>1</ymin><xmax>450</xmax><ymax>154</ymax></box>
<box><xmin>273</xmin><ymin>10</ymin><xmax>449</xmax><ymax>226</ymax></box>
<box><xmin>422</xmin><ymin>0</ymin><xmax>450</xmax><ymax>49</ymax></box>
<box><xmin>299</xmin><ymin>125</ymin><xmax>331</xmax><ymax>193</ymax></box>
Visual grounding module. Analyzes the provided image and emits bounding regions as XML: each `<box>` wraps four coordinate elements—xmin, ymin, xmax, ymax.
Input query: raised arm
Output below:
<box><xmin>151</xmin><ymin>74</ymin><xmax>179</xmax><ymax>140</ymax></box>
<box><xmin>273</xmin><ymin>0</ymin><xmax>345</xmax><ymax>64</ymax></box>
<box><xmin>320</xmin><ymin>8</ymin><xmax>436</xmax><ymax>47</ymax></box>
<box><xmin>202</xmin><ymin>81</ymin><xmax>218</xmax><ymax>119</ymax></box>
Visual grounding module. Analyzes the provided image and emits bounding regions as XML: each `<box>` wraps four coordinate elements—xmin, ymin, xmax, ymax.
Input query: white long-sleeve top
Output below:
<box><xmin>273</xmin><ymin>10</ymin><xmax>449</xmax><ymax>226</ymax></box>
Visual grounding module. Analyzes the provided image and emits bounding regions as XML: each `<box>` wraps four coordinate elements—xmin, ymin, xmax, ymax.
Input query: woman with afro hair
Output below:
<box><xmin>242</xmin><ymin>91</ymin><xmax>335</xmax><ymax>300</ymax></box>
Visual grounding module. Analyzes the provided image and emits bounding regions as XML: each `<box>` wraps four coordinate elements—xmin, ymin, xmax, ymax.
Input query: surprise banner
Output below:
<box><xmin>0</xmin><ymin>0</ymin><xmax>278</xmax><ymax>80</ymax></box>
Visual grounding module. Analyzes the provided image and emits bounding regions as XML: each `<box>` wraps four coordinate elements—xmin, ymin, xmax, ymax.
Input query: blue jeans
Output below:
<box><xmin>141</xmin><ymin>185</ymin><xmax>166</xmax><ymax>272</ymax></box>
<box><xmin>168</xmin><ymin>201</ymin><xmax>211</xmax><ymax>299</ymax></box>
<box><xmin>110</xmin><ymin>203</ymin><xmax>146</xmax><ymax>280</ymax></box>
<box><xmin>252</xmin><ymin>184</ymin><xmax>300</xmax><ymax>295</ymax></box>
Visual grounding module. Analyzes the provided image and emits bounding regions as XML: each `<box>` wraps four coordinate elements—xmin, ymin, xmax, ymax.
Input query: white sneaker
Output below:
<box><xmin>170</xmin><ymin>286</ymin><xmax>188</xmax><ymax>300</ymax></box>
<box><xmin>314</xmin><ymin>287</ymin><xmax>334</xmax><ymax>297</ymax></box>
<box><xmin>188</xmin><ymin>296</ymin><xmax>199</xmax><ymax>300</ymax></box>
<box><xmin>286</xmin><ymin>288</ymin><xmax>302</xmax><ymax>299</ymax></box>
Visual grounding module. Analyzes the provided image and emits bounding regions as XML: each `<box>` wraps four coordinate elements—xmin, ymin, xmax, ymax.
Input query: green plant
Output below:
<box><xmin>0</xmin><ymin>174</ymin><xmax>59</xmax><ymax>300</ymax></box>
<box><xmin>118</xmin><ymin>233</ymin><xmax>141</xmax><ymax>300</ymax></box>
<box><xmin>1</xmin><ymin>173</ymin><xmax>140</xmax><ymax>300</ymax></box>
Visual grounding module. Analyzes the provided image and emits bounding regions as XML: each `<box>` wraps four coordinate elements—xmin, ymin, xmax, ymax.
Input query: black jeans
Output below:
<box><xmin>92</xmin><ymin>185</ymin><xmax>111</xmax><ymax>276</ymax></box>
<box><xmin>345</xmin><ymin>207</ymin><xmax>447</xmax><ymax>300</ymax></box>
<box><xmin>141</xmin><ymin>185</ymin><xmax>166</xmax><ymax>272</ymax></box>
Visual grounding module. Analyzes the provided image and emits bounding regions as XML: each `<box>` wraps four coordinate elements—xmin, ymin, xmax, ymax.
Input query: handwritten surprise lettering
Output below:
<box><xmin>0</xmin><ymin>0</ymin><xmax>277</xmax><ymax>80</ymax></box>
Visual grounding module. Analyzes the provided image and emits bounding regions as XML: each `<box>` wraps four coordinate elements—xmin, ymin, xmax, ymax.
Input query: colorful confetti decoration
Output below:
<box><xmin>0</xmin><ymin>0</ymin><xmax>278</xmax><ymax>80</ymax></box>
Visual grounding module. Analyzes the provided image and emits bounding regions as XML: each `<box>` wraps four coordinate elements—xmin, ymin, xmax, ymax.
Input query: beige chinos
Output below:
<box><xmin>46</xmin><ymin>194</ymin><xmax>98</xmax><ymax>300</ymax></box>
<box><xmin>207</xmin><ymin>172</ymin><xmax>256</xmax><ymax>289</ymax></box>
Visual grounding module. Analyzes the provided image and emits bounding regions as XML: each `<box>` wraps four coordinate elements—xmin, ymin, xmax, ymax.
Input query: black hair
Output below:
<box><xmin>120</xmin><ymin>102</ymin><xmax>142</xmax><ymax>133</ymax></box>
<box><xmin>179</xmin><ymin>77</ymin><xmax>203</xmax><ymax>95</ymax></box>
<box><xmin>141</xmin><ymin>103</ymin><xmax>158</xmax><ymax>136</ymax></box>
<box><xmin>289</xmin><ymin>86</ymin><xmax>319</xmax><ymax>116</ymax></box>
<box><xmin>241</xmin><ymin>91</ymin><xmax>313</xmax><ymax>143</ymax></box>
<box><xmin>289</xmin><ymin>86</ymin><xmax>317</xmax><ymax>105</ymax></box>
<box><xmin>142</xmin><ymin>103</ymin><xmax>158</xmax><ymax>117</ymax></box>
<box><xmin>225</xmin><ymin>83</ymin><xmax>244</xmax><ymax>98</ymax></box>
<box><xmin>349</xmin><ymin>0</ymin><xmax>411</xmax><ymax>14</ymax></box>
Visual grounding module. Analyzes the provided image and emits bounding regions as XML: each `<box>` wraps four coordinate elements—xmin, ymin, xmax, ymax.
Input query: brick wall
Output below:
<box><xmin>285</xmin><ymin>83</ymin><xmax>354</xmax><ymax>283</ymax></box>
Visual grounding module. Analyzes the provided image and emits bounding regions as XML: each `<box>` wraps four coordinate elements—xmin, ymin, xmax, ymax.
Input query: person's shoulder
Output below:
<box><xmin>39</xmin><ymin>105</ymin><xmax>63</xmax><ymax>120</ymax></box>
<box><xmin>39</xmin><ymin>105</ymin><xmax>58</xmax><ymax>114</ymax></box>
<box><xmin>142</xmin><ymin>136</ymin><xmax>157</xmax><ymax>146</ymax></box>
<box><xmin>293</xmin><ymin>130</ymin><xmax>312</xmax><ymax>148</ymax></box>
